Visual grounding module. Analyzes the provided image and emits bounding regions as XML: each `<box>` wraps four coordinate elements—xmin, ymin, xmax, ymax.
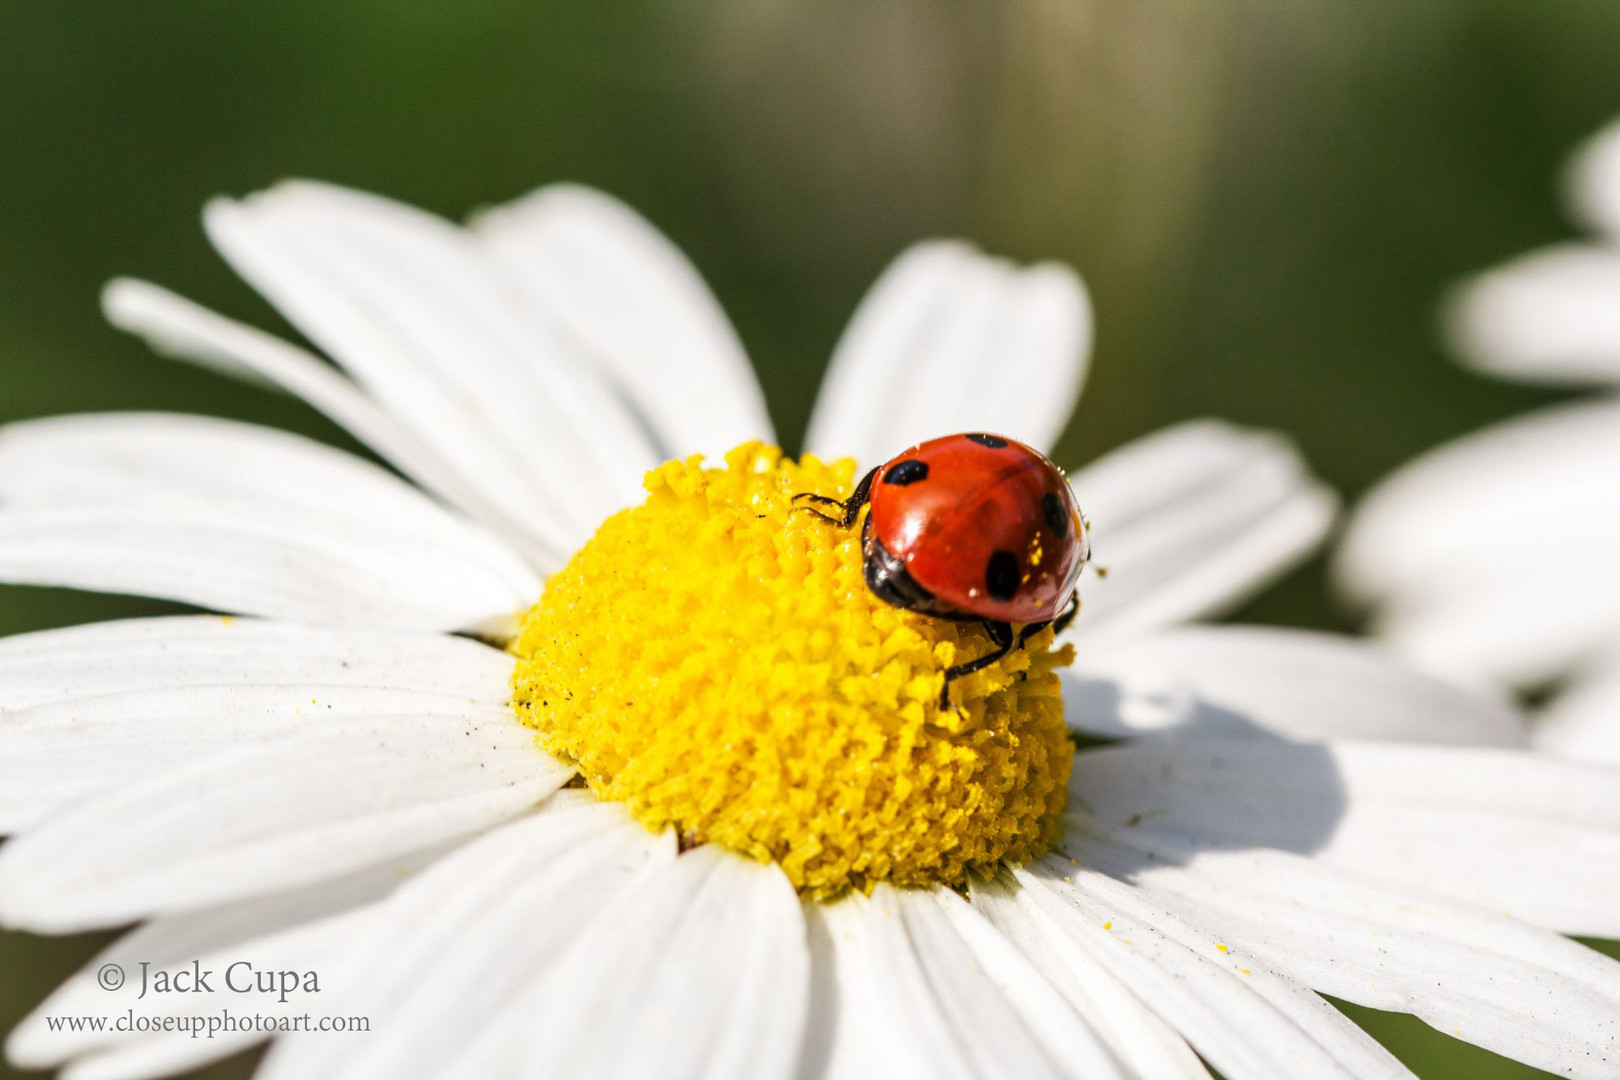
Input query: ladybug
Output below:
<box><xmin>794</xmin><ymin>432</ymin><xmax>1088</xmax><ymax>708</ymax></box>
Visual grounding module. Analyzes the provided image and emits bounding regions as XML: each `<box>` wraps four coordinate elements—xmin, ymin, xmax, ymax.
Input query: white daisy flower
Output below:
<box><xmin>1</xmin><ymin>180</ymin><xmax>1618</xmax><ymax>1080</ymax></box>
<box><xmin>1338</xmin><ymin>115</ymin><xmax>1620</xmax><ymax>763</ymax></box>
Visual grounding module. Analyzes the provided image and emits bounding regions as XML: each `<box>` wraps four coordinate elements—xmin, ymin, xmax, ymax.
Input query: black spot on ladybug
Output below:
<box><xmin>1042</xmin><ymin>492</ymin><xmax>1068</xmax><ymax>538</ymax></box>
<box><xmin>986</xmin><ymin>550</ymin><xmax>1020</xmax><ymax>601</ymax></box>
<box><xmin>965</xmin><ymin>433</ymin><xmax>1009</xmax><ymax>448</ymax></box>
<box><xmin>883</xmin><ymin>459</ymin><xmax>929</xmax><ymax>486</ymax></box>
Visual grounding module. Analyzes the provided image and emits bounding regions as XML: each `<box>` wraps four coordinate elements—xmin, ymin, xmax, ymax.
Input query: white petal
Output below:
<box><xmin>258</xmin><ymin>793</ymin><xmax>670</xmax><ymax>1080</ymax></box>
<box><xmin>1373</xmin><ymin>572</ymin><xmax>1620</xmax><ymax>691</ymax></box>
<box><xmin>474</xmin><ymin>184</ymin><xmax>775</xmax><ymax>462</ymax></box>
<box><xmin>60</xmin><ymin>1036</ymin><xmax>263</xmax><ymax>1080</ymax></box>
<box><xmin>205</xmin><ymin>181</ymin><xmax>660</xmax><ymax>550</ymax></box>
<box><xmin>7</xmin><ymin>848</ymin><xmax>438</xmax><ymax>1074</ymax></box>
<box><xmin>1074</xmin><ymin>826</ymin><xmax>1620</xmax><ymax>1079</ymax></box>
<box><xmin>804</xmin><ymin>241</ymin><xmax>1090</xmax><ymax>465</ymax></box>
<box><xmin>1337</xmin><ymin>396</ymin><xmax>1620</xmax><ymax>687</ymax></box>
<box><xmin>967</xmin><ymin>879</ymin><xmax>1212</xmax><ymax>1080</ymax></box>
<box><xmin>0</xmin><ymin>413</ymin><xmax>539</xmax><ymax>630</ymax></box>
<box><xmin>0</xmin><ymin>711</ymin><xmax>568</xmax><ymax>932</ymax></box>
<box><xmin>1009</xmin><ymin>863</ymin><xmax>1413</xmax><ymax>1080</ymax></box>
<box><xmin>1064</xmin><ymin>625</ymin><xmax>1526</xmax><ymax>746</ymax></box>
<box><xmin>1446</xmin><ymin>245</ymin><xmax>1620</xmax><ymax>384</ymax></box>
<box><xmin>922</xmin><ymin>887</ymin><xmax>1128</xmax><ymax>1079</ymax></box>
<box><xmin>820</xmin><ymin>883</ymin><xmax>1125</xmax><ymax>1080</ymax></box>
<box><xmin>496</xmin><ymin>845</ymin><xmax>808</xmax><ymax>1080</ymax></box>
<box><xmin>1065</xmin><ymin>421</ymin><xmax>1336</xmax><ymax>639</ymax></box>
<box><xmin>1070</xmin><ymin>736</ymin><xmax>1620</xmax><ymax>938</ymax></box>
<box><xmin>0</xmin><ymin>616</ymin><xmax>513</xmax><ymax>831</ymax></box>
<box><xmin>799</xmin><ymin>899</ymin><xmax>880</xmax><ymax>1080</ymax></box>
<box><xmin>1539</xmin><ymin>652</ymin><xmax>1620</xmax><ymax>764</ymax></box>
<box><xmin>0</xmin><ymin>615</ymin><xmax>511</xmax><ymax>711</ymax></box>
<box><xmin>0</xmin><ymin>688</ymin><xmax>504</xmax><ymax>836</ymax></box>
<box><xmin>1339</xmin><ymin>396</ymin><xmax>1620</xmax><ymax>604</ymax></box>
<box><xmin>1570</xmin><ymin>115</ymin><xmax>1620</xmax><ymax>243</ymax></box>
<box><xmin>103</xmin><ymin>278</ymin><xmax>561</xmax><ymax>569</ymax></box>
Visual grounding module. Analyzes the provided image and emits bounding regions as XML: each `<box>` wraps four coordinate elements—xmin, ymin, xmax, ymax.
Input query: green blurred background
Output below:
<box><xmin>3</xmin><ymin>2</ymin><xmax>1619</xmax><ymax>1077</ymax></box>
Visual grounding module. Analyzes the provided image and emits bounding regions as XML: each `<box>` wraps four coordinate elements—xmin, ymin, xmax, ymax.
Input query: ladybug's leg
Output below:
<box><xmin>1052</xmin><ymin>593</ymin><xmax>1081</xmax><ymax>636</ymax></box>
<box><xmin>1014</xmin><ymin>594</ymin><xmax>1080</xmax><ymax>651</ymax></box>
<box><xmin>1014</xmin><ymin>620</ymin><xmax>1051</xmax><ymax>654</ymax></box>
<box><xmin>792</xmin><ymin>466</ymin><xmax>879</xmax><ymax>529</ymax></box>
<box><xmin>939</xmin><ymin>620</ymin><xmax>1014</xmax><ymax>710</ymax></box>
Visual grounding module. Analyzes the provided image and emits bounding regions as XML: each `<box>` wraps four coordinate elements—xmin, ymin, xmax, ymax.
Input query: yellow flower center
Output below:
<box><xmin>510</xmin><ymin>443</ymin><xmax>1074</xmax><ymax>898</ymax></box>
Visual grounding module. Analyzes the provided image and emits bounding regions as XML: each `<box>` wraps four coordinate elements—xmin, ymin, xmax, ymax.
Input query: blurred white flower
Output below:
<box><xmin>0</xmin><ymin>181</ymin><xmax>1616</xmax><ymax>1080</ymax></box>
<box><xmin>1338</xmin><ymin>115</ymin><xmax>1620</xmax><ymax>764</ymax></box>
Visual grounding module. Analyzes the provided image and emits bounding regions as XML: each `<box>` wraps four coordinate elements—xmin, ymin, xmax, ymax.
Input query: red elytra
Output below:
<box><xmin>793</xmin><ymin>430</ymin><xmax>1088</xmax><ymax>628</ymax></box>
<box><xmin>863</xmin><ymin>433</ymin><xmax>1088</xmax><ymax>625</ymax></box>
<box><xmin>792</xmin><ymin>432</ymin><xmax>1088</xmax><ymax>709</ymax></box>
<box><xmin>787</xmin><ymin>430</ymin><xmax>1082</xmax><ymax>709</ymax></box>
